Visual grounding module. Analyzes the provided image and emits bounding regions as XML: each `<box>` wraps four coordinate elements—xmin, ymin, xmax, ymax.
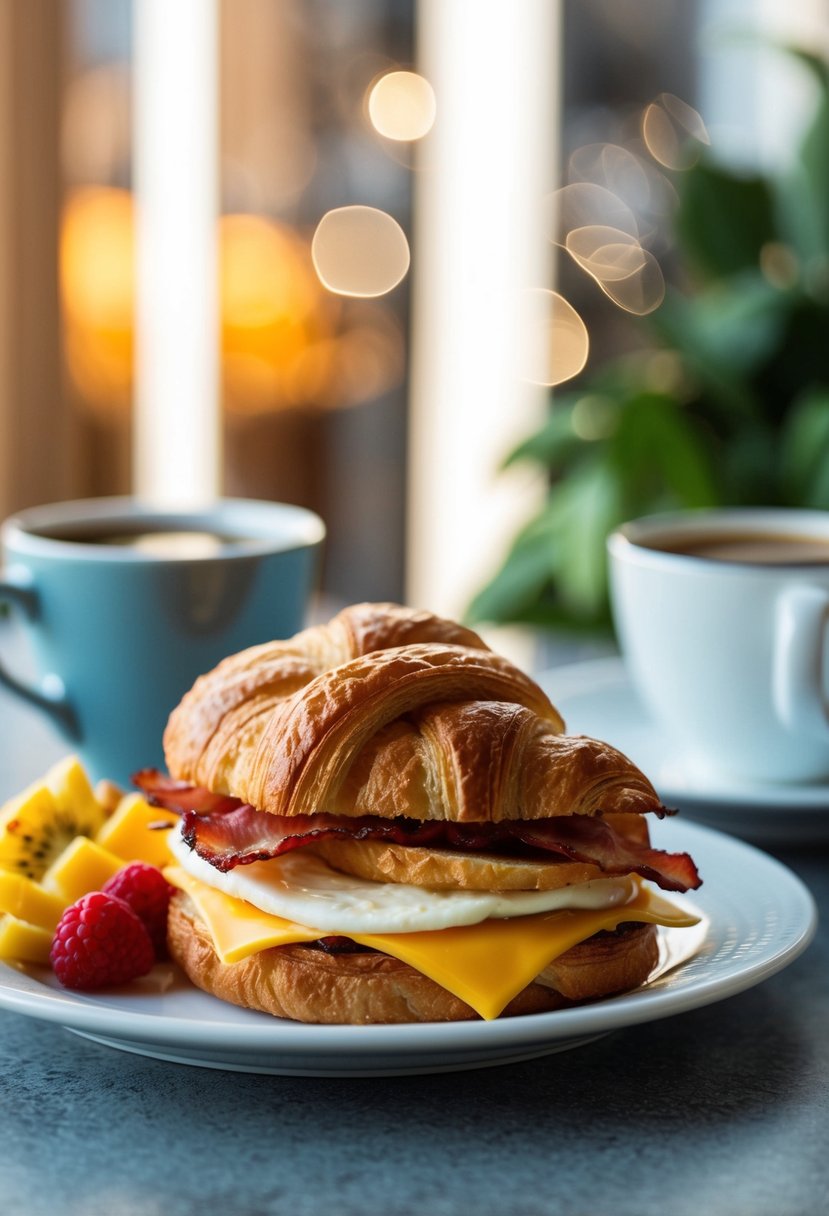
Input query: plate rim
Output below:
<box><xmin>0</xmin><ymin>818</ymin><xmax>817</xmax><ymax>1070</ymax></box>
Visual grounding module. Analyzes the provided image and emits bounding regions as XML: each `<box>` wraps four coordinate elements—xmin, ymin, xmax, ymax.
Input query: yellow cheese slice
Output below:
<box><xmin>165</xmin><ymin>867</ymin><xmax>700</xmax><ymax>1021</ymax></box>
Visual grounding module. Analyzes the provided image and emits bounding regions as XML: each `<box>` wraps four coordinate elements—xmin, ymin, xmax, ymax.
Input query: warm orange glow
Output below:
<box><xmin>61</xmin><ymin>187</ymin><xmax>134</xmax><ymax>415</ymax></box>
<box><xmin>219</xmin><ymin>213</ymin><xmax>337</xmax><ymax>414</ymax></box>
<box><xmin>368</xmin><ymin>70</ymin><xmax>436</xmax><ymax>142</ymax></box>
<box><xmin>522</xmin><ymin>289</ymin><xmax>589</xmax><ymax>387</ymax></box>
<box><xmin>312</xmin><ymin>205</ymin><xmax>411</xmax><ymax>298</ymax></box>
<box><xmin>60</xmin><ymin>189</ymin><xmax>405</xmax><ymax>417</ymax></box>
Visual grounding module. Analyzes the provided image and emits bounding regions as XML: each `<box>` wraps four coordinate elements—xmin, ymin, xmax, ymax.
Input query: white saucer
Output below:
<box><xmin>539</xmin><ymin>657</ymin><xmax>829</xmax><ymax>845</ymax></box>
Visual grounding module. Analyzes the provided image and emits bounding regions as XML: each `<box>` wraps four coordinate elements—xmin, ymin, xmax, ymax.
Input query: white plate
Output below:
<box><xmin>543</xmin><ymin>657</ymin><xmax>829</xmax><ymax>844</ymax></box>
<box><xmin>0</xmin><ymin>819</ymin><xmax>815</xmax><ymax>1075</ymax></box>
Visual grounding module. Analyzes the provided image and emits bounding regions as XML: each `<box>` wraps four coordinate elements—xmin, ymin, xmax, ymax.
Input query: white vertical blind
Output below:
<box><xmin>133</xmin><ymin>0</ymin><xmax>221</xmax><ymax>506</ymax></box>
<box><xmin>407</xmin><ymin>0</ymin><xmax>561</xmax><ymax>641</ymax></box>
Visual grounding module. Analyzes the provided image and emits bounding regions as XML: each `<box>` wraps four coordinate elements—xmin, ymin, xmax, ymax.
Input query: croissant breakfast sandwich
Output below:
<box><xmin>135</xmin><ymin>603</ymin><xmax>701</xmax><ymax>1023</ymax></box>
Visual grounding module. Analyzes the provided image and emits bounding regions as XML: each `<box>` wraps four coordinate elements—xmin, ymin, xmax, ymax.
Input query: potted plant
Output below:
<box><xmin>469</xmin><ymin>48</ymin><xmax>829</xmax><ymax>637</ymax></box>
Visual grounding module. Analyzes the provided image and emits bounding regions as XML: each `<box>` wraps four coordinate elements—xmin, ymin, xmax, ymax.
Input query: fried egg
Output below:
<box><xmin>168</xmin><ymin>831</ymin><xmax>636</xmax><ymax>935</ymax></box>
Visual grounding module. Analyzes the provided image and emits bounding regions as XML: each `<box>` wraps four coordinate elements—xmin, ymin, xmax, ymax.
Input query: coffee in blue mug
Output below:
<box><xmin>0</xmin><ymin>497</ymin><xmax>325</xmax><ymax>784</ymax></box>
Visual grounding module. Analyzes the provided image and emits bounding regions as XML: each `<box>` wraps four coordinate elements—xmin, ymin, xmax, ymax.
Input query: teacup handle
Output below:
<box><xmin>0</xmin><ymin>566</ymin><xmax>79</xmax><ymax>737</ymax></box>
<box><xmin>773</xmin><ymin>584</ymin><xmax>829</xmax><ymax>740</ymax></box>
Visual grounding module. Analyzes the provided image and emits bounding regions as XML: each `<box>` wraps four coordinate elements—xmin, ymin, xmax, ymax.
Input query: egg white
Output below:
<box><xmin>169</xmin><ymin>831</ymin><xmax>636</xmax><ymax>935</ymax></box>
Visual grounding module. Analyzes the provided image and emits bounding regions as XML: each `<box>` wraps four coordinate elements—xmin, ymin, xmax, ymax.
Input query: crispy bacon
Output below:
<box><xmin>134</xmin><ymin>769</ymin><xmax>700</xmax><ymax>893</ymax></box>
<box><xmin>517</xmin><ymin>817</ymin><xmax>700</xmax><ymax>893</ymax></box>
<box><xmin>133</xmin><ymin>768</ymin><xmax>241</xmax><ymax>816</ymax></box>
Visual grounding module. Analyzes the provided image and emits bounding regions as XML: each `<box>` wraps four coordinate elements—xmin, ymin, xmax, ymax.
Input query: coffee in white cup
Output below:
<box><xmin>607</xmin><ymin>508</ymin><xmax>829</xmax><ymax>784</ymax></box>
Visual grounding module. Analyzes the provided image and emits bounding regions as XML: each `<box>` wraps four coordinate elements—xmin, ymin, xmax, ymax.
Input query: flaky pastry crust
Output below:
<box><xmin>167</xmin><ymin>892</ymin><xmax>659</xmax><ymax>1024</ymax></box>
<box><xmin>163</xmin><ymin>603</ymin><xmax>661</xmax><ymax>822</ymax></box>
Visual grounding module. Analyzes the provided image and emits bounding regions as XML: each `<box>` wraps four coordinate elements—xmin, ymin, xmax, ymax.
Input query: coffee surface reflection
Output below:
<box><xmin>638</xmin><ymin>531</ymin><xmax>829</xmax><ymax>565</ymax></box>
<box><xmin>38</xmin><ymin>527</ymin><xmax>257</xmax><ymax>558</ymax></box>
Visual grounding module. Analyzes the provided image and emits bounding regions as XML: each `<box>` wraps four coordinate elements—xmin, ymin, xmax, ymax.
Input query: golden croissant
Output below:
<box><xmin>143</xmin><ymin>602</ymin><xmax>701</xmax><ymax>1025</ymax></box>
<box><xmin>163</xmin><ymin>601</ymin><xmax>658</xmax><ymax>823</ymax></box>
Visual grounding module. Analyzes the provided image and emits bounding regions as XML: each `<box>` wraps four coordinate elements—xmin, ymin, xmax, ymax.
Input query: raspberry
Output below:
<box><xmin>50</xmin><ymin>891</ymin><xmax>155</xmax><ymax>990</ymax></box>
<box><xmin>103</xmin><ymin>863</ymin><xmax>174</xmax><ymax>959</ymax></box>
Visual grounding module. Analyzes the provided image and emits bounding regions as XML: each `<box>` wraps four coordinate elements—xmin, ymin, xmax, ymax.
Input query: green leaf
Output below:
<box><xmin>470</xmin><ymin>395</ymin><xmax>721</xmax><ymax>631</ymax></box>
<box><xmin>652</xmin><ymin>277</ymin><xmax>789</xmax><ymax>414</ymax></box>
<box><xmin>609</xmin><ymin>392</ymin><xmax>720</xmax><ymax>509</ymax></box>
<box><xmin>718</xmin><ymin>424</ymin><xmax>779</xmax><ymax>503</ymax></box>
<box><xmin>466</xmin><ymin>510</ymin><xmax>561</xmax><ymax>625</ymax></box>
<box><xmin>504</xmin><ymin>399</ymin><xmax>583</xmax><ymax>470</ymax></box>
<box><xmin>780</xmin><ymin>391</ymin><xmax>829</xmax><ymax>506</ymax></box>
<box><xmin>775</xmin><ymin>51</ymin><xmax>829</xmax><ymax>264</ymax></box>
<box><xmin>467</xmin><ymin>455</ymin><xmax>626</xmax><ymax>629</ymax></box>
<box><xmin>674</xmin><ymin>159</ymin><xmax>777</xmax><ymax>282</ymax></box>
<box><xmin>545</xmin><ymin>458</ymin><xmax>626</xmax><ymax>618</ymax></box>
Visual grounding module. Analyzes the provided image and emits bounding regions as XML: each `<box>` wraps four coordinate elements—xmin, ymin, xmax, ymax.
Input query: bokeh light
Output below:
<box><xmin>312</xmin><ymin>205</ymin><xmax>410</xmax><ymax>297</ymax></box>
<box><xmin>522</xmin><ymin>289</ymin><xmax>589</xmax><ymax>387</ymax></box>
<box><xmin>565</xmin><ymin>225</ymin><xmax>647</xmax><ymax>281</ymax></box>
<box><xmin>547</xmin><ymin>181</ymin><xmax>639</xmax><ymax>247</ymax></box>
<box><xmin>564</xmin><ymin>222</ymin><xmax>664</xmax><ymax>315</ymax></box>
<box><xmin>642</xmin><ymin>93</ymin><xmax>710</xmax><ymax>170</ymax></box>
<box><xmin>759</xmin><ymin>242</ymin><xmax>799</xmax><ymax>290</ymax></box>
<box><xmin>571</xmin><ymin>394</ymin><xmax>618</xmax><ymax>441</ymax></box>
<box><xmin>568</xmin><ymin>143</ymin><xmax>652</xmax><ymax>214</ymax></box>
<box><xmin>367</xmin><ymin>70</ymin><xmax>436</xmax><ymax>142</ymax></box>
<box><xmin>596</xmin><ymin>249</ymin><xmax>665</xmax><ymax>315</ymax></box>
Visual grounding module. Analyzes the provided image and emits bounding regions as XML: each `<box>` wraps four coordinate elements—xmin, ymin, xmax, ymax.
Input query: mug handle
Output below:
<box><xmin>0</xmin><ymin>566</ymin><xmax>79</xmax><ymax>737</ymax></box>
<box><xmin>773</xmin><ymin>584</ymin><xmax>829</xmax><ymax>740</ymax></box>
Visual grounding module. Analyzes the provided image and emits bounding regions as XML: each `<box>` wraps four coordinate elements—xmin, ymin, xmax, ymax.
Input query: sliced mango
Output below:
<box><xmin>41</xmin><ymin>836</ymin><xmax>124</xmax><ymax>903</ymax></box>
<box><xmin>0</xmin><ymin>871</ymin><xmax>66</xmax><ymax>930</ymax></box>
<box><xmin>46</xmin><ymin>755</ymin><xmax>106</xmax><ymax>832</ymax></box>
<box><xmin>0</xmin><ymin>914</ymin><xmax>53</xmax><ymax>965</ymax></box>
<box><xmin>96</xmin><ymin>794</ymin><xmax>178</xmax><ymax>867</ymax></box>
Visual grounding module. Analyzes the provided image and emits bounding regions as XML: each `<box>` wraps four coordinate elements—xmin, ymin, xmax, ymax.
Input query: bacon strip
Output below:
<box><xmin>133</xmin><ymin>768</ymin><xmax>241</xmax><ymax>816</ymax></box>
<box><xmin>517</xmin><ymin>817</ymin><xmax>700</xmax><ymax>893</ymax></box>
<box><xmin>134</xmin><ymin>769</ymin><xmax>700</xmax><ymax>891</ymax></box>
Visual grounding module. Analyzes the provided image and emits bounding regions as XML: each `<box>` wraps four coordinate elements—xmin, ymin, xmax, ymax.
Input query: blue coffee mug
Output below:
<box><xmin>0</xmin><ymin>497</ymin><xmax>325</xmax><ymax>785</ymax></box>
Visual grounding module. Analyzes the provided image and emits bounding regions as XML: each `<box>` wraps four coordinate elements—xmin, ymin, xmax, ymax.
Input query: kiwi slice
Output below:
<box><xmin>0</xmin><ymin>779</ymin><xmax>106</xmax><ymax>882</ymax></box>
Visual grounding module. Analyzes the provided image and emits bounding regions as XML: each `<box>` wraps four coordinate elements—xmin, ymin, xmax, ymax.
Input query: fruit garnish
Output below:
<box><xmin>0</xmin><ymin>871</ymin><xmax>65</xmax><ymax>930</ymax></box>
<box><xmin>0</xmin><ymin>757</ymin><xmax>107</xmax><ymax>881</ymax></box>
<box><xmin>103</xmin><ymin>863</ymin><xmax>173</xmax><ymax>958</ymax></box>
<box><xmin>41</xmin><ymin>837</ymin><xmax>124</xmax><ymax>903</ymax></box>
<box><xmin>0</xmin><ymin>915</ymin><xmax>53</xmax><ymax>965</ymax></box>
<box><xmin>95</xmin><ymin>793</ymin><xmax>178</xmax><ymax>868</ymax></box>
<box><xmin>50</xmin><ymin>891</ymin><xmax>155</xmax><ymax>990</ymax></box>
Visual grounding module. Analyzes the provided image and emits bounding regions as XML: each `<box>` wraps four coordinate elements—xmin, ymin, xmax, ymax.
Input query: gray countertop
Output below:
<box><xmin>0</xmin><ymin>689</ymin><xmax>827</xmax><ymax>1216</ymax></box>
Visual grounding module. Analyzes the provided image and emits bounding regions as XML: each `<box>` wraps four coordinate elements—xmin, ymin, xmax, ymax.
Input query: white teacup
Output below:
<box><xmin>608</xmin><ymin>508</ymin><xmax>829</xmax><ymax>785</ymax></box>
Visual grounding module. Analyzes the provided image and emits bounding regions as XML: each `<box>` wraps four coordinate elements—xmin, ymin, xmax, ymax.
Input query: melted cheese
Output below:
<box><xmin>166</xmin><ymin>866</ymin><xmax>700</xmax><ymax>1021</ymax></box>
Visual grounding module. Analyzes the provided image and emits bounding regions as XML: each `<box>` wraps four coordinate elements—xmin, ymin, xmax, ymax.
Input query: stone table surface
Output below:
<box><xmin>0</xmin><ymin>688</ymin><xmax>827</xmax><ymax>1216</ymax></box>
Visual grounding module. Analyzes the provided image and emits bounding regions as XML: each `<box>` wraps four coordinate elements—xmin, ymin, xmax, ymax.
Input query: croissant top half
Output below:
<box><xmin>163</xmin><ymin>602</ymin><xmax>661</xmax><ymax>822</ymax></box>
